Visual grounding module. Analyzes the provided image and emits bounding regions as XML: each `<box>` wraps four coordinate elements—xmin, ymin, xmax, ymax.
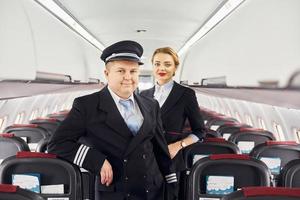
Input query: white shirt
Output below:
<box><xmin>107</xmin><ymin>86</ymin><xmax>144</xmax><ymax>130</ymax></box>
<box><xmin>154</xmin><ymin>80</ymin><xmax>174</xmax><ymax>107</ymax></box>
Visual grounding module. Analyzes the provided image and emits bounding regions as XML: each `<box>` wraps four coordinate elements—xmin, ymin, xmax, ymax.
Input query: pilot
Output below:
<box><xmin>48</xmin><ymin>40</ymin><xmax>177</xmax><ymax>200</ymax></box>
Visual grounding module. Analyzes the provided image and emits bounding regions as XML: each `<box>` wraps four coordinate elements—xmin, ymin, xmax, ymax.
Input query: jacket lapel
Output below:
<box><xmin>142</xmin><ymin>86</ymin><xmax>155</xmax><ymax>98</ymax></box>
<box><xmin>124</xmin><ymin>94</ymin><xmax>152</xmax><ymax>156</ymax></box>
<box><xmin>161</xmin><ymin>82</ymin><xmax>185</xmax><ymax>115</ymax></box>
<box><xmin>97</xmin><ymin>87</ymin><xmax>133</xmax><ymax>139</ymax></box>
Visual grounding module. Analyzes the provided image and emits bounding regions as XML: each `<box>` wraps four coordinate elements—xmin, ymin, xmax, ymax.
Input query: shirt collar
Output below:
<box><xmin>107</xmin><ymin>86</ymin><xmax>135</xmax><ymax>105</ymax></box>
<box><xmin>155</xmin><ymin>80</ymin><xmax>174</xmax><ymax>91</ymax></box>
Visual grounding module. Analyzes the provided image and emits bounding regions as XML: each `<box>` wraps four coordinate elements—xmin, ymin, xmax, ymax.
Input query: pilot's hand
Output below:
<box><xmin>100</xmin><ymin>159</ymin><xmax>113</xmax><ymax>186</ymax></box>
<box><xmin>168</xmin><ymin>141</ymin><xmax>181</xmax><ymax>159</ymax></box>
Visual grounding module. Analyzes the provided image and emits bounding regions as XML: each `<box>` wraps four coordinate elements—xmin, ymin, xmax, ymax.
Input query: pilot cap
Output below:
<box><xmin>101</xmin><ymin>40</ymin><xmax>144</xmax><ymax>65</ymax></box>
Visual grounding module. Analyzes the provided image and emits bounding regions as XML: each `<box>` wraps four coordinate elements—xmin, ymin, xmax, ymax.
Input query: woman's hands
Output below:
<box><xmin>168</xmin><ymin>141</ymin><xmax>182</xmax><ymax>159</ymax></box>
<box><xmin>168</xmin><ymin>136</ymin><xmax>197</xmax><ymax>159</ymax></box>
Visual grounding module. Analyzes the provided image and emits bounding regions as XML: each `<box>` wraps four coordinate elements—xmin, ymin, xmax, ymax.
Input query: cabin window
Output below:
<box><xmin>35</xmin><ymin>109</ymin><xmax>41</xmax><ymax>118</ymax></box>
<box><xmin>226</xmin><ymin>110</ymin><xmax>232</xmax><ymax>117</ymax></box>
<box><xmin>60</xmin><ymin>104</ymin><xmax>66</xmax><ymax>111</ymax></box>
<box><xmin>292</xmin><ymin>128</ymin><xmax>300</xmax><ymax>143</ymax></box>
<box><xmin>220</xmin><ymin>108</ymin><xmax>226</xmax><ymax>115</ymax></box>
<box><xmin>0</xmin><ymin>116</ymin><xmax>8</xmax><ymax>132</ymax></box>
<box><xmin>0</xmin><ymin>118</ymin><xmax>3</xmax><ymax>130</ymax></box>
<box><xmin>29</xmin><ymin>111</ymin><xmax>34</xmax><ymax>121</ymax></box>
<box><xmin>18</xmin><ymin>112</ymin><xmax>25</xmax><ymax>123</ymax></box>
<box><xmin>234</xmin><ymin>111</ymin><xmax>241</xmax><ymax>122</ymax></box>
<box><xmin>42</xmin><ymin>107</ymin><xmax>49</xmax><ymax>117</ymax></box>
<box><xmin>65</xmin><ymin>103</ymin><xmax>72</xmax><ymax>110</ymax></box>
<box><xmin>15</xmin><ymin>114</ymin><xmax>20</xmax><ymax>124</ymax></box>
<box><xmin>212</xmin><ymin>105</ymin><xmax>218</xmax><ymax>113</ymax></box>
<box><xmin>15</xmin><ymin>112</ymin><xmax>25</xmax><ymax>124</ymax></box>
<box><xmin>272</xmin><ymin>122</ymin><xmax>285</xmax><ymax>141</ymax></box>
<box><xmin>30</xmin><ymin>109</ymin><xmax>39</xmax><ymax>120</ymax></box>
<box><xmin>245</xmin><ymin>115</ymin><xmax>253</xmax><ymax>126</ymax></box>
<box><xmin>258</xmin><ymin>117</ymin><xmax>267</xmax><ymax>130</ymax></box>
<box><xmin>53</xmin><ymin>105</ymin><xmax>58</xmax><ymax>113</ymax></box>
<box><xmin>212</xmin><ymin>101</ymin><xmax>218</xmax><ymax>113</ymax></box>
<box><xmin>66</xmin><ymin>102</ymin><xmax>72</xmax><ymax>110</ymax></box>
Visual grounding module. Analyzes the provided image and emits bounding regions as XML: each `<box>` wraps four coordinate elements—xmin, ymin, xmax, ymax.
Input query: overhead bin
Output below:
<box><xmin>0</xmin><ymin>0</ymin><xmax>102</xmax><ymax>82</ymax></box>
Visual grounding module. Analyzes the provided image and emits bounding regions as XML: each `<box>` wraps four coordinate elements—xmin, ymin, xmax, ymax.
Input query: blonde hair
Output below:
<box><xmin>151</xmin><ymin>47</ymin><xmax>179</xmax><ymax>67</ymax></box>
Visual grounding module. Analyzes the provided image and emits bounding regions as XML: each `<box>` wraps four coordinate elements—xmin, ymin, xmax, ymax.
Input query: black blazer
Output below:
<box><xmin>48</xmin><ymin>86</ymin><xmax>175</xmax><ymax>200</ymax></box>
<box><xmin>141</xmin><ymin>81</ymin><xmax>205</xmax><ymax>143</ymax></box>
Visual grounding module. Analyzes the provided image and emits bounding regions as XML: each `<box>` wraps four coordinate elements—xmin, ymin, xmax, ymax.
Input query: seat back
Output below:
<box><xmin>199</xmin><ymin>108</ymin><xmax>219</xmax><ymax>122</ymax></box>
<box><xmin>30</xmin><ymin>118</ymin><xmax>60</xmax><ymax>135</ymax></box>
<box><xmin>206</xmin><ymin>117</ymin><xmax>239</xmax><ymax>131</ymax></box>
<box><xmin>187</xmin><ymin>154</ymin><xmax>271</xmax><ymax>200</ymax></box>
<box><xmin>35</xmin><ymin>138</ymin><xmax>49</xmax><ymax>153</ymax></box>
<box><xmin>203</xmin><ymin>114</ymin><xmax>226</xmax><ymax>126</ymax></box>
<box><xmin>180</xmin><ymin>139</ymin><xmax>239</xmax><ymax>199</ymax></box>
<box><xmin>216</xmin><ymin>123</ymin><xmax>252</xmax><ymax>140</ymax></box>
<box><xmin>280</xmin><ymin>159</ymin><xmax>300</xmax><ymax>187</ymax></box>
<box><xmin>47</xmin><ymin>111</ymin><xmax>69</xmax><ymax>122</ymax></box>
<box><xmin>0</xmin><ymin>152</ymin><xmax>83</xmax><ymax>200</ymax></box>
<box><xmin>184</xmin><ymin>138</ymin><xmax>240</xmax><ymax>169</ymax></box>
<box><xmin>222</xmin><ymin>187</ymin><xmax>300</xmax><ymax>200</ymax></box>
<box><xmin>228</xmin><ymin>128</ymin><xmax>275</xmax><ymax>154</ymax></box>
<box><xmin>250</xmin><ymin>141</ymin><xmax>300</xmax><ymax>185</ymax></box>
<box><xmin>80</xmin><ymin>168</ymin><xmax>95</xmax><ymax>200</ymax></box>
<box><xmin>4</xmin><ymin>124</ymin><xmax>50</xmax><ymax>151</ymax></box>
<box><xmin>0</xmin><ymin>184</ymin><xmax>45</xmax><ymax>200</ymax></box>
<box><xmin>4</xmin><ymin>124</ymin><xmax>50</xmax><ymax>142</ymax></box>
<box><xmin>0</xmin><ymin>134</ymin><xmax>30</xmax><ymax>162</ymax></box>
<box><xmin>204</xmin><ymin>129</ymin><xmax>222</xmax><ymax>138</ymax></box>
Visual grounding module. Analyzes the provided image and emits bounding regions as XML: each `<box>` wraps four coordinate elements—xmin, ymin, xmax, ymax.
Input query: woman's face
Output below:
<box><xmin>152</xmin><ymin>52</ymin><xmax>177</xmax><ymax>85</ymax></box>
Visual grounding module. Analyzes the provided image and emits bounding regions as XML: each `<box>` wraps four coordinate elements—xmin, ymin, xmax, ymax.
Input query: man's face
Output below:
<box><xmin>104</xmin><ymin>60</ymin><xmax>140</xmax><ymax>99</ymax></box>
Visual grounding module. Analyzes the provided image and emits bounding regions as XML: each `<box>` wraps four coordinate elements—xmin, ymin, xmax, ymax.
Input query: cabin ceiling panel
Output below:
<box><xmin>182</xmin><ymin>0</ymin><xmax>300</xmax><ymax>87</ymax></box>
<box><xmin>194</xmin><ymin>87</ymin><xmax>300</xmax><ymax>110</ymax></box>
<box><xmin>0</xmin><ymin>0</ymin><xmax>36</xmax><ymax>80</ymax></box>
<box><xmin>80</xmin><ymin>40</ymin><xmax>105</xmax><ymax>81</ymax></box>
<box><xmin>57</xmin><ymin>0</ymin><xmax>224</xmax><ymax>66</ymax></box>
<box><xmin>24</xmin><ymin>1</ymin><xmax>88</xmax><ymax>81</ymax></box>
<box><xmin>0</xmin><ymin>0</ymin><xmax>104</xmax><ymax>83</ymax></box>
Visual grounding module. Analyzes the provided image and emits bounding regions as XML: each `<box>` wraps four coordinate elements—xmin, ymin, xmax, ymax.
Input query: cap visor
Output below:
<box><xmin>107</xmin><ymin>56</ymin><xmax>143</xmax><ymax>65</ymax></box>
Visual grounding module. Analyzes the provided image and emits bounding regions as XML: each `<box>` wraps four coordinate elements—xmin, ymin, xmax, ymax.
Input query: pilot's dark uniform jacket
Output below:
<box><xmin>140</xmin><ymin>81</ymin><xmax>206</xmax><ymax>171</ymax></box>
<box><xmin>47</xmin><ymin>40</ymin><xmax>177</xmax><ymax>200</ymax></box>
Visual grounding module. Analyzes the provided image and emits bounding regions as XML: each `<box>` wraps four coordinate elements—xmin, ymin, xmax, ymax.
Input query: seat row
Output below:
<box><xmin>0</xmin><ymin>110</ymin><xmax>69</xmax><ymax>153</ymax></box>
<box><xmin>178</xmin><ymin>134</ymin><xmax>300</xmax><ymax>197</ymax></box>
<box><xmin>0</xmin><ymin>151</ymin><xmax>94</xmax><ymax>200</ymax></box>
<box><xmin>184</xmin><ymin>153</ymin><xmax>300</xmax><ymax>200</ymax></box>
<box><xmin>2</xmin><ymin>184</ymin><xmax>300</xmax><ymax>200</ymax></box>
<box><xmin>1</xmin><ymin>107</ymin><xmax>300</xmax><ymax>199</ymax></box>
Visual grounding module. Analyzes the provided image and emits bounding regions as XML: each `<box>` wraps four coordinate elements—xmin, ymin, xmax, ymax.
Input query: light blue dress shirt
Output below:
<box><xmin>108</xmin><ymin>86</ymin><xmax>144</xmax><ymax>132</ymax></box>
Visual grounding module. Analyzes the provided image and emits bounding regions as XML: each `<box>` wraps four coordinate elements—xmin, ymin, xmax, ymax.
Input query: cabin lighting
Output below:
<box><xmin>35</xmin><ymin>0</ymin><xmax>105</xmax><ymax>51</ymax></box>
<box><xmin>178</xmin><ymin>0</ymin><xmax>245</xmax><ymax>56</ymax></box>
